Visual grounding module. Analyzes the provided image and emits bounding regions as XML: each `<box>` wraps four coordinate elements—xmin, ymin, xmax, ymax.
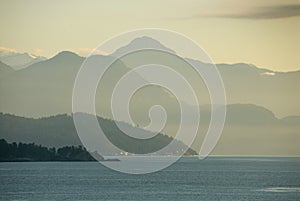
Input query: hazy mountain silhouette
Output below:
<box><xmin>0</xmin><ymin>37</ymin><xmax>299</xmax><ymax>117</ymax></box>
<box><xmin>215</xmin><ymin>63</ymin><xmax>300</xmax><ymax>117</ymax></box>
<box><xmin>0</xmin><ymin>37</ymin><xmax>299</xmax><ymax>156</ymax></box>
<box><xmin>0</xmin><ymin>103</ymin><xmax>299</xmax><ymax>155</ymax></box>
<box><xmin>0</xmin><ymin>61</ymin><xmax>14</xmax><ymax>78</ymax></box>
<box><xmin>0</xmin><ymin>50</ymin><xmax>46</xmax><ymax>70</ymax></box>
<box><xmin>112</xmin><ymin>36</ymin><xmax>176</xmax><ymax>57</ymax></box>
<box><xmin>0</xmin><ymin>113</ymin><xmax>197</xmax><ymax>155</ymax></box>
<box><xmin>191</xmin><ymin>104</ymin><xmax>300</xmax><ymax>156</ymax></box>
<box><xmin>0</xmin><ymin>51</ymin><xmax>139</xmax><ymax>117</ymax></box>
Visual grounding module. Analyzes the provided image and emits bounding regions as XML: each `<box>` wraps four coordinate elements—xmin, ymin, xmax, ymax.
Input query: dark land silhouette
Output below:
<box><xmin>0</xmin><ymin>138</ymin><xmax>98</xmax><ymax>162</ymax></box>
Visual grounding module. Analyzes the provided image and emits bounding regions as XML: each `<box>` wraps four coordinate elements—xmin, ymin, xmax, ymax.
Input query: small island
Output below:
<box><xmin>0</xmin><ymin>139</ymin><xmax>119</xmax><ymax>162</ymax></box>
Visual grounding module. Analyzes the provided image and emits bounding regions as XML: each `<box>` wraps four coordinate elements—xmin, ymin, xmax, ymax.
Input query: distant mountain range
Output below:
<box><xmin>0</xmin><ymin>37</ymin><xmax>299</xmax><ymax>118</ymax></box>
<box><xmin>0</xmin><ymin>37</ymin><xmax>299</xmax><ymax>156</ymax></box>
<box><xmin>0</xmin><ymin>48</ymin><xmax>46</xmax><ymax>70</ymax></box>
<box><xmin>0</xmin><ymin>104</ymin><xmax>299</xmax><ymax>155</ymax></box>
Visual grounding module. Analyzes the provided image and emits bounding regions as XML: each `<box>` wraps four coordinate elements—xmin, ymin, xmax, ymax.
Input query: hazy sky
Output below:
<box><xmin>0</xmin><ymin>0</ymin><xmax>299</xmax><ymax>71</ymax></box>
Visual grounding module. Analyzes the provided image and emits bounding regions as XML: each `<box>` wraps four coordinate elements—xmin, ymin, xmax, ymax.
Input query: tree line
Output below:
<box><xmin>0</xmin><ymin>139</ymin><xmax>96</xmax><ymax>162</ymax></box>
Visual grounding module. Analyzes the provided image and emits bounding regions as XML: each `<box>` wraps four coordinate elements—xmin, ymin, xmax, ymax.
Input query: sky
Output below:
<box><xmin>0</xmin><ymin>0</ymin><xmax>299</xmax><ymax>71</ymax></box>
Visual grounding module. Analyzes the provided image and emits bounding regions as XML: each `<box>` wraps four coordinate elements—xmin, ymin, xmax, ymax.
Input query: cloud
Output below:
<box><xmin>32</xmin><ymin>48</ymin><xmax>44</xmax><ymax>56</ymax></box>
<box><xmin>261</xmin><ymin>72</ymin><xmax>276</xmax><ymax>76</ymax></box>
<box><xmin>181</xmin><ymin>4</ymin><xmax>300</xmax><ymax>20</ymax></box>
<box><xmin>0</xmin><ymin>47</ymin><xmax>17</xmax><ymax>56</ymax></box>
<box><xmin>223</xmin><ymin>4</ymin><xmax>300</xmax><ymax>19</ymax></box>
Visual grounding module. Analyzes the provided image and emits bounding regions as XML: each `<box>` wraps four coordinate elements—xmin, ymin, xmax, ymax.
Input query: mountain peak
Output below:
<box><xmin>50</xmin><ymin>51</ymin><xmax>82</xmax><ymax>61</ymax></box>
<box><xmin>55</xmin><ymin>51</ymin><xmax>79</xmax><ymax>58</ymax></box>
<box><xmin>130</xmin><ymin>36</ymin><xmax>164</xmax><ymax>46</ymax></box>
<box><xmin>112</xmin><ymin>36</ymin><xmax>175</xmax><ymax>57</ymax></box>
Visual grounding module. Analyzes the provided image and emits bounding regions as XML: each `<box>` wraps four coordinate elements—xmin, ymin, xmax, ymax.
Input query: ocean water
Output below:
<box><xmin>0</xmin><ymin>157</ymin><xmax>299</xmax><ymax>201</ymax></box>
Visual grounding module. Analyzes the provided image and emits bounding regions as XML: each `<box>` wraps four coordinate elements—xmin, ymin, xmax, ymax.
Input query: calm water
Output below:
<box><xmin>0</xmin><ymin>157</ymin><xmax>300</xmax><ymax>201</ymax></box>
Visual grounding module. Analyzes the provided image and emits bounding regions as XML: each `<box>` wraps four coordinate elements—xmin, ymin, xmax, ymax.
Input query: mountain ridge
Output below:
<box><xmin>0</xmin><ymin>37</ymin><xmax>299</xmax><ymax>118</ymax></box>
<box><xmin>0</xmin><ymin>112</ymin><xmax>197</xmax><ymax>155</ymax></box>
<box><xmin>1</xmin><ymin>103</ymin><xmax>299</xmax><ymax>156</ymax></box>
<box><xmin>0</xmin><ymin>50</ymin><xmax>46</xmax><ymax>70</ymax></box>
<box><xmin>1</xmin><ymin>46</ymin><xmax>299</xmax><ymax>73</ymax></box>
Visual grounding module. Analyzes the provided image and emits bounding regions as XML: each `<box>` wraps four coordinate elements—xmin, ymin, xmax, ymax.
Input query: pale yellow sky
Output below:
<box><xmin>0</xmin><ymin>0</ymin><xmax>299</xmax><ymax>71</ymax></box>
